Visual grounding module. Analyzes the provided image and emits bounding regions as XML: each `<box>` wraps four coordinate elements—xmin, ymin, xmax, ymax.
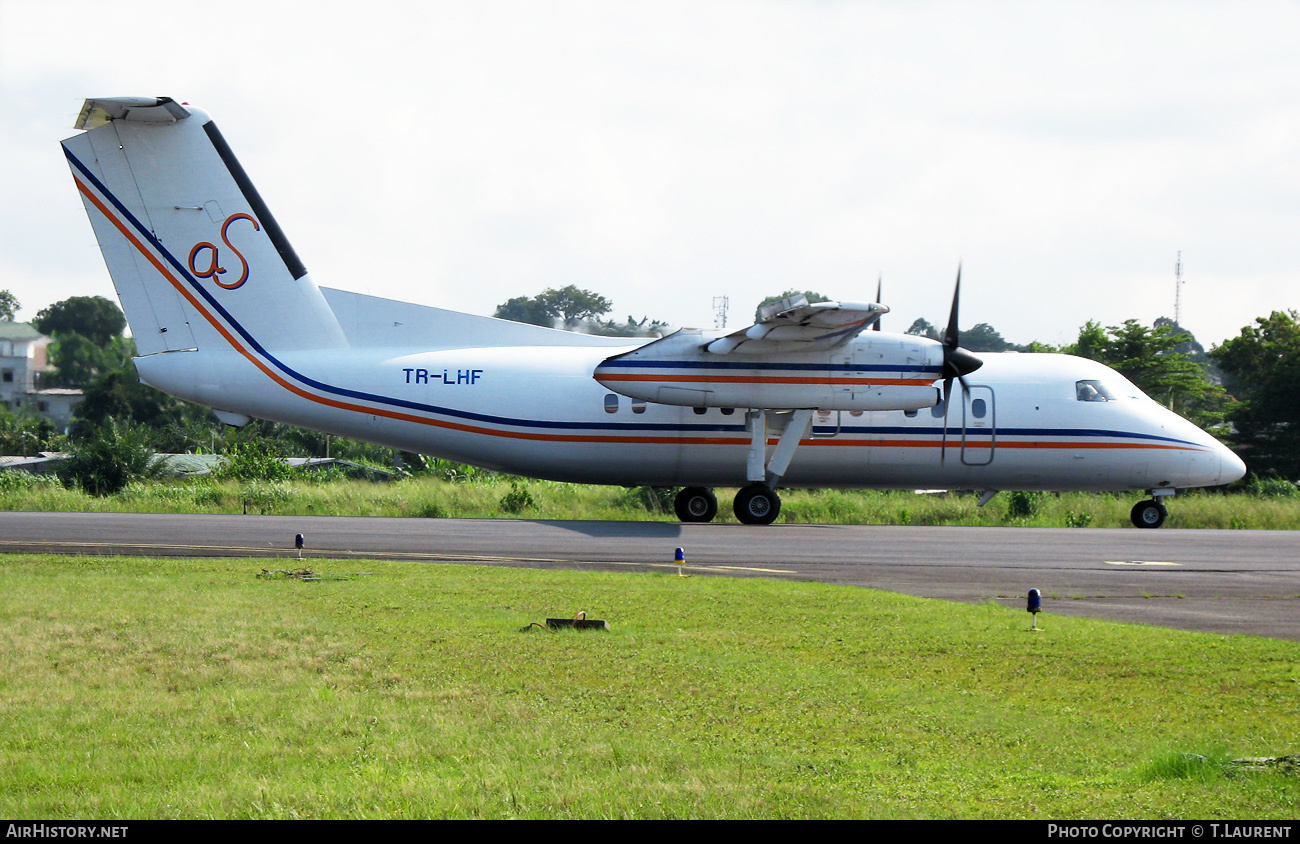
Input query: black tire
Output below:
<box><xmin>674</xmin><ymin>487</ymin><xmax>718</xmax><ymax>523</ymax></box>
<box><xmin>734</xmin><ymin>484</ymin><xmax>781</xmax><ymax>525</ymax></box>
<box><xmin>1130</xmin><ymin>499</ymin><xmax>1167</xmax><ymax>529</ymax></box>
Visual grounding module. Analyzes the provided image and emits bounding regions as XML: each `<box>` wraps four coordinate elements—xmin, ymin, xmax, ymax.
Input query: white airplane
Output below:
<box><xmin>61</xmin><ymin>96</ymin><xmax>1245</xmax><ymax>527</ymax></box>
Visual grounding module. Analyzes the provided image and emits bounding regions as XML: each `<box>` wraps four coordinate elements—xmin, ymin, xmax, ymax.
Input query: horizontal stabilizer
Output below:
<box><xmin>75</xmin><ymin>97</ymin><xmax>192</xmax><ymax>130</ymax></box>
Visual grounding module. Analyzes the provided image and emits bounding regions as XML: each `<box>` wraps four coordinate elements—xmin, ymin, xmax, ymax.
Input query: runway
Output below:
<box><xmin>1</xmin><ymin>511</ymin><xmax>1297</xmax><ymax>641</ymax></box>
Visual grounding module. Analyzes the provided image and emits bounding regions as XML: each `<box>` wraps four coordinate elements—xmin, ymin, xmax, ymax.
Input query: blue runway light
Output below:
<box><xmin>1027</xmin><ymin>588</ymin><xmax>1043</xmax><ymax>631</ymax></box>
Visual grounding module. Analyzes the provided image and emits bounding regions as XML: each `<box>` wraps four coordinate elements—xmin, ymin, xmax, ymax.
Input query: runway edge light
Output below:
<box><xmin>1027</xmin><ymin>588</ymin><xmax>1043</xmax><ymax>631</ymax></box>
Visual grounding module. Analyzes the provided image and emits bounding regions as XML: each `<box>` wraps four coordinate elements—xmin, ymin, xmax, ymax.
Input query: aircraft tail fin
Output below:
<box><xmin>62</xmin><ymin>97</ymin><xmax>347</xmax><ymax>356</ymax></box>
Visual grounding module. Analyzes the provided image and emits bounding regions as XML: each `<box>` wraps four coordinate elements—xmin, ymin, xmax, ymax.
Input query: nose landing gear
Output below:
<box><xmin>1130</xmin><ymin>498</ymin><xmax>1169</xmax><ymax>529</ymax></box>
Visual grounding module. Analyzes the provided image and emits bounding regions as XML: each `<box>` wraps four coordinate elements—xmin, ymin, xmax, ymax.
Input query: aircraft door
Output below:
<box><xmin>961</xmin><ymin>385</ymin><xmax>995</xmax><ymax>466</ymax></box>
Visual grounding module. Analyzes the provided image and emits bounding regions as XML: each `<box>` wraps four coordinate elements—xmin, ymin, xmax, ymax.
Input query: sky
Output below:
<box><xmin>1</xmin><ymin>0</ymin><xmax>1297</xmax><ymax>349</ymax></box>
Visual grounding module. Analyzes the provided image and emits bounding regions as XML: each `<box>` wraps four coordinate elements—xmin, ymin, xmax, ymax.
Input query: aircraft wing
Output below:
<box><xmin>705</xmin><ymin>295</ymin><xmax>888</xmax><ymax>355</ymax></box>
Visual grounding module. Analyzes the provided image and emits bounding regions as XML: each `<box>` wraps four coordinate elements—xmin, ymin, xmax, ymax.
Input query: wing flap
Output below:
<box><xmin>709</xmin><ymin>298</ymin><xmax>888</xmax><ymax>355</ymax></box>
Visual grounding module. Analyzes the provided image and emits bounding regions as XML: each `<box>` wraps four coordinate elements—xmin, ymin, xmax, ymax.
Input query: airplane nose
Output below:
<box><xmin>1219</xmin><ymin>443</ymin><xmax>1247</xmax><ymax>485</ymax></box>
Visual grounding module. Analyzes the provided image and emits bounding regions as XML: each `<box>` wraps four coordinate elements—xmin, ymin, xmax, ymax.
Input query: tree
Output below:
<box><xmin>905</xmin><ymin>318</ymin><xmax>940</xmax><ymax>341</ymax></box>
<box><xmin>540</xmin><ymin>285</ymin><xmax>612</xmax><ymax>328</ymax></box>
<box><xmin>1066</xmin><ymin>319</ymin><xmax>1222</xmax><ymax>423</ymax></box>
<box><xmin>44</xmin><ymin>334</ymin><xmax>135</xmax><ymax>389</ymax></box>
<box><xmin>72</xmin><ymin>364</ymin><xmax>189</xmax><ymax>436</ymax></box>
<box><xmin>960</xmin><ymin>323</ymin><xmax>1023</xmax><ymax>352</ymax></box>
<box><xmin>0</xmin><ymin>407</ymin><xmax>58</xmax><ymax>456</ymax></box>
<box><xmin>588</xmin><ymin>315</ymin><xmax>671</xmax><ymax>338</ymax></box>
<box><xmin>494</xmin><ymin>285</ymin><xmax>613</xmax><ymax>329</ymax></box>
<box><xmin>904</xmin><ymin>318</ymin><xmax>1022</xmax><ymax>351</ymax></box>
<box><xmin>1211</xmin><ymin>310</ymin><xmax>1300</xmax><ymax>478</ymax></box>
<box><xmin>1069</xmin><ymin>319</ymin><xmax>1109</xmax><ymax>361</ymax></box>
<box><xmin>32</xmin><ymin>296</ymin><xmax>126</xmax><ymax>345</ymax></box>
<box><xmin>57</xmin><ymin>419</ymin><xmax>164</xmax><ymax>496</ymax></box>
<box><xmin>493</xmin><ymin>295</ymin><xmax>555</xmax><ymax>327</ymax></box>
<box><xmin>0</xmin><ymin>290</ymin><xmax>19</xmax><ymax>321</ymax></box>
<box><xmin>493</xmin><ymin>285</ymin><xmax>667</xmax><ymax>335</ymax></box>
<box><xmin>31</xmin><ymin>296</ymin><xmax>132</xmax><ymax>389</ymax></box>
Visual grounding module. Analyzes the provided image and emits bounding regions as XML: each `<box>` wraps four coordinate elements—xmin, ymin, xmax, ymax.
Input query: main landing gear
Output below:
<box><xmin>673</xmin><ymin>408</ymin><xmax>814</xmax><ymax>525</ymax></box>
<box><xmin>734</xmin><ymin>484</ymin><xmax>781</xmax><ymax>525</ymax></box>
<box><xmin>672</xmin><ymin>484</ymin><xmax>782</xmax><ymax>525</ymax></box>
<box><xmin>674</xmin><ymin>487</ymin><xmax>718</xmax><ymax>523</ymax></box>
<box><xmin>1130</xmin><ymin>489</ymin><xmax>1174</xmax><ymax>528</ymax></box>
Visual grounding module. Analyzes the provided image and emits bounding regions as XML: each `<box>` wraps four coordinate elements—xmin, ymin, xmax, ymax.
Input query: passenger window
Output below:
<box><xmin>971</xmin><ymin>398</ymin><xmax>987</xmax><ymax>418</ymax></box>
<box><xmin>693</xmin><ymin>406</ymin><xmax>707</xmax><ymax>415</ymax></box>
<box><xmin>904</xmin><ymin>409</ymin><xmax>918</xmax><ymax>418</ymax></box>
<box><xmin>604</xmin><ymin>394</ymin><xmax>619</xmax><ymax>413</ymax></box>
<box><xmin>631</xmin><ymin>400</ymin><xmax>646</xmax><ymax>414</ymax></box>
<box><xmin>931</xmin><ymin>401</ymin><xmax>945</xmax><ymax>418</ymax></box>
<box><xmin>720</xmin><ymin>407</ymin><xmax>735</xmax><ymax>416</ymax></box>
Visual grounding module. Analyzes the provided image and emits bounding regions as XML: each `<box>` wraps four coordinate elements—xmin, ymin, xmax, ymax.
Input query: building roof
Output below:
<box><xmin>0</xmin><ymin>322</ymin><xmax>43</xmax><ymax>343</ymax></box>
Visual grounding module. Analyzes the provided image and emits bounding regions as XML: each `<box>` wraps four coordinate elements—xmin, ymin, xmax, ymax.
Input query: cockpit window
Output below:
<box><xmin>1076</xmin><ymin>380</ymin><xmax>1117</xmax><ymax>402</ymax></box>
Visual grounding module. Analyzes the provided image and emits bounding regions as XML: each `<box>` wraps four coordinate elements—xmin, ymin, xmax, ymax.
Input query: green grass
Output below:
<box><xmin>1</xmin><ymin>555</ymin><xmax>1297</xmax><ymax>818</ymax></box>
<box><xmin>2</xmin><ymin>472</ymin><xmax>1299</xmax><ymax>528</ymax></box>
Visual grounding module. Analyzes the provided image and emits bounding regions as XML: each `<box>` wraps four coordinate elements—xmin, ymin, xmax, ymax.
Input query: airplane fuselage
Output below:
<box><xmin>135</xmin><ymin>322</ymin><xmax>1237</xmax><ymax>493</ymax></box>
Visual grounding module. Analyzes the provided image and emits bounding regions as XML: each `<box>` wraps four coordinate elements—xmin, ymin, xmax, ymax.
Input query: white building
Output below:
<box><xmin>0</xmin><ymin>322</ymin><xmax>82</xmax><ymax>428</ymax></box>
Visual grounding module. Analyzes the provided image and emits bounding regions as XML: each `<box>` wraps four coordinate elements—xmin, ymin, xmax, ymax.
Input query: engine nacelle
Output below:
<box><xmin>594</xmin><ymin>329</ymin><xmax>946</xmax><ymax>411</ymax></box>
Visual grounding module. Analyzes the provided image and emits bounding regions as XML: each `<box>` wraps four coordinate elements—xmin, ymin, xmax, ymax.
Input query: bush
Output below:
<box><xmin>1006</xmin><ymin>490</ymin><xmax>1046</xmax><ymax>519</ymax></box>
<box><xmin>218</xmin><ymin>441</ymin><xmax>295</xmax><ymax>482</ymax></box>
<box><xmin>1065</xmin><ymin>511</ymin><xmax>1093</xmax><ymax>528</ymax></box>
<box><xmin>1245</xmin><ymin>474</ymin><xmax>1299</xmax><ymax>499</ymax></box>
<box><xmin>499</xmin><ymin>482</ymin><xmax>535</xmax><ymax>514</ymax></box>
<box><xmin>57</xmin><ymin>421</ymin><xmax>164</xmax><ymax>496</ymax></box>
<box><xmin>238</xmin><ymin>480</ymin><xmax>290</xmax><ymax>514</ymax></box>
<box><xmin>0</xmin><ymin>470</ymin><xmax>59</xmax><ymax>492</ymax></box>
<box><xmin>622</xmin><ymin>486</ymin><xmax>676</xmax><ymax>514</ymax></box>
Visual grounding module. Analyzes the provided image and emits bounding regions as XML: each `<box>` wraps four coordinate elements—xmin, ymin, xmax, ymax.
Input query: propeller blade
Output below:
<box><xmin>943</xmin><ymin>266</ymin><xmax>961</xmax><ymax>350</ymax></box>
<box><xmin>940</xmin><ymin>265</ymin><xmax>983</xmax><ymax>382</ymax></box>
<box><xmin>940</xmin><ymin>376</ymin><xmax>951</xmax><ymax>464</ymax></box>
<box><xmin>873</xmin><ymin>274</ymin><xmax>882</xmax><ymax>331</ymax></box>
<box><xmin>940</xmin><ymin>373</ymin><xmax>972</xmax><ymax>466</ymax></box>
<box><xmin>938</xmin><ymin>266</ymin><xmax>980</xmax><ymax>465</ymax></box>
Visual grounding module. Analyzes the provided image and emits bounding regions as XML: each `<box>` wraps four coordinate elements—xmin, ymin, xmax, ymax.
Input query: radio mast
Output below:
<box><xmin>1174</xmin><ymin>251</ymin><xmax>1184</xmax><ymax>326</ymax></box>
<box><xmin>712</xmin><ymin>296</ymin><xmax>729</xmax><ymax>329</ymax></box>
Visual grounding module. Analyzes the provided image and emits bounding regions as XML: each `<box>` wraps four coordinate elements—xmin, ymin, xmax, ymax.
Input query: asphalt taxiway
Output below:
<box><xmin>1</xmin><ymin>511</ymin><xmax>1296</xmax><ymax>641</ymax></box>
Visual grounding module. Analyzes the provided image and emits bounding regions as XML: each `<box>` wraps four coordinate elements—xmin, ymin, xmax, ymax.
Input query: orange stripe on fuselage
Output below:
<box><xmin>594</xmin><ymin>373</ymin><xmax>935</xmax><ymax>387</ymax></box>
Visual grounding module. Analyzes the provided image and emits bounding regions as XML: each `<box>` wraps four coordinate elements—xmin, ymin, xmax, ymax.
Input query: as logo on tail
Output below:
<box><xmin>187</xmin><ymin>212</ymin><xmax>261</xmax><ymax>290</ymax></box>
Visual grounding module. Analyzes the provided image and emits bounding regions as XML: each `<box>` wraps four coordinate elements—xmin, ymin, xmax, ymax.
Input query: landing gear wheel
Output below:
<box><xmin>674</xmin><ymin>487</ymin><xmax>718</xmax><ymax>523</ymax></box>
<box><xmin>1130</xmin><ymin>499</ymin><xmax>1168</xmax><ymax>529</ymax></box>
<box><xmin>734</xmin><ymin>484</ymin><xmax>781</xmax><ymax>525</ymax></box>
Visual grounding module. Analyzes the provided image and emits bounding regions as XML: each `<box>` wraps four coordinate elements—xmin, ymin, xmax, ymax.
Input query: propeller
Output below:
<box><xmin>939</xmin><ymin>266</ymin><xmax>984</xmax><ymax>464</ymax></box>
<box><xmin>872</xmin><ymin>274</ymin><xmax>883</xmax><ymax>331</ymax></box>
